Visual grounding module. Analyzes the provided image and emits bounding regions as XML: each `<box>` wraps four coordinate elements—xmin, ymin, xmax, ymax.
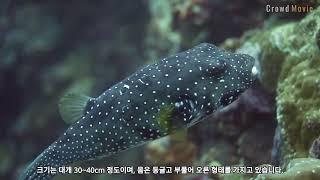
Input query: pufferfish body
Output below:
<box><xmin>20</xmin><ymin>43</ymin><xmax>257</xmax><ymax>180</ymax></box>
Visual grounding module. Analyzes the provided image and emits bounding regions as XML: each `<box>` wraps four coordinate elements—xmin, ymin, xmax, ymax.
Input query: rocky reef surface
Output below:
<box><xmin>231</xmin><ymin>6</ymin><xmax>320</xmax><ymax>180</ymax></box>
<box><xmin>237</xmin><ymin>6</ymin><xmax>320</xmax><ymax>167</ymax></box>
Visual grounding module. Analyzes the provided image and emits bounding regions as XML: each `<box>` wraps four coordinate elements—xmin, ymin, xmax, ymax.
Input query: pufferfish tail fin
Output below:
<box><xmin>58</xmin><ymin>93</ymin><xmax>93</xmax><ymax>124</ymax></box>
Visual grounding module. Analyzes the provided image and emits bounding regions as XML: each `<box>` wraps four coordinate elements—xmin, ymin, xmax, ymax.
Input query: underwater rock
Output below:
<box><xmin>276</xmin><ymin>9</ymin><xmax>320</xmax><ymax>164</ymax></box>
<box><xmin>237</xmin><ymin>120</ymin><xmax>275</xmax><ymax>166</ymax></box>
<box><xmin>197</xmin><ymin>141</ymin><xmax>239</xmax><ymax>167</ymax></box>
<box><xmin>237</xmin><ymin>7</ymin><xmax>320</xmax><ymax>93</ymax></box>
<box><xmin>236</xmin><ymin>30</ymin><xmax>286</xmax><ymax>92</ymax></box>
<box><xmin>215</xmin><ymin>86</ymin><xmax>275</xmax><ymax>139</ymax></box>
<box><xmin>309</xmin><ymin>136</ymin><xmax>320</xmax><ymax>159</ymax></box>
<box><xmin>188</xmin><ymin>84</ymin><xmax>276</xmax><ymax>167</ymax></box>
<box><xmin>145</xmin><ymin>0</ymin><xmax>182</xmax><ymax>63</ymax></box>
<box><xmin>255</xmin><ymin>158</ymin><xmax>320</xmax><ymax>180</ymax></box>
<box><xmin>146</xmin><ymin>136</ymin><xmax>196</xmax><ymax>166</ymax></box>
<box><xmin>271</xmin><ymin>126</ymin><xmax>283</xmax><ymax>166</ymax></box>
<box><xmin>145</xmin><ymin>136</ymin><xmax>197</xmax><ymax>180</ymax></box>
<box><xmin>145</xmin><ymin>0</ymin><xmax>265</xmax><ymax>61</ymax></box>
<box><xmin>236</xmin><ymin>7</ymin><xmax>320</xmax><ymax>166</ymax></box>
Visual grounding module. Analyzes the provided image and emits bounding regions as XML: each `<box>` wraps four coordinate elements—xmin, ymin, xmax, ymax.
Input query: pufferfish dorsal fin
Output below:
<box><xmin>58</xmin><ymin>93</ymin><xmax>93</xmax><ymax>124</ymax></box>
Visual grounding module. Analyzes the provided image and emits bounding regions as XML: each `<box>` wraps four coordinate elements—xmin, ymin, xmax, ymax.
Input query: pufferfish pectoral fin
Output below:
<box><xmin>58</xmin><ymin>93</ymin><xmax>93</xmax><ymax>124</ymax></box>
<box><xmin>156</xmin><ymin>104</ymin><xmax>190</xmax><ymax>142</ymax></box>
<box><xmin>156</xmin><ymin>99</ymin><xmax>199</xmax><ymax>137</ymax></box>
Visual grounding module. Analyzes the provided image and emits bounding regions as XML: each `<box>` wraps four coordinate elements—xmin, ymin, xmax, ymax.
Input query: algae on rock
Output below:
<box><xmin>237</xmin><ymin>8</ymin><xmax>320</xmax><ymax>166</ymax></box>
<box><xmin>256</xmin><ymin>158</ymin><xmax>320</xmax><ymax>180</ymax></box>
<box><xmin>276</xmin><ymin>9</ymin><xmax>320</xmax><ymax>164</ymax></box>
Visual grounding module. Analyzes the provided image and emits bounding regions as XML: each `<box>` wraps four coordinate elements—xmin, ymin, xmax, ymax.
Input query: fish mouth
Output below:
<box><xmin>241</xmin><ymin>52</ymin><xmax>260</xmax><ymax>81</ymax></box>
<box><xmin>251</xmin><ymin>59</ymin><xmax>261</xmax><ymax>82</ymax></box>
<box><xmin>251</xmin><ymin>65</ymin><xmax>258</xmax><ymax>77</ymax></box>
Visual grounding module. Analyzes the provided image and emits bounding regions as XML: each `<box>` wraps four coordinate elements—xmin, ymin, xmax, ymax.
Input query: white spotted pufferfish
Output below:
<box><xmin>20</xmin><ymin>43</ymin><xmax>258</xmax><ymax>180</ymax></box>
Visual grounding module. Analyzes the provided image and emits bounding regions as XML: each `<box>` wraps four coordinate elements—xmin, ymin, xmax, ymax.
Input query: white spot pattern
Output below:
<box><xmin>21</xmin><ymin>43</ymin><xmax>256</xmax><ymax>180</ymax></box>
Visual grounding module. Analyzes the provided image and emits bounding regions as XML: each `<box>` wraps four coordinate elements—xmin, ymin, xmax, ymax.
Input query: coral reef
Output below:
<box><xmin>275</xmin><ymin>9</ymin><xmax>320</xmax><ymax>164</ymax></box>
<box><xmin>237</xmin><ymin>5</ymin><xmax>320</xmax><ymax>90</ymax></box>
<box><xmin>255</xmin><ymin>158</ymin><xmax>320</xmax><ymax>180</ymax></box>
<box><xmin>235</xmin><ymin>7</ymin><xmax>320</xmax><ymax>166</ymax></box>
<box><xmin>309</xmin><ymin>136</ymin><xmax>320</xmax><ymax>159</ymax></box>
<box><xmin>145</xmin><ymin>0</ymin><xmax>266</xmax><ymax>61</ymax></box>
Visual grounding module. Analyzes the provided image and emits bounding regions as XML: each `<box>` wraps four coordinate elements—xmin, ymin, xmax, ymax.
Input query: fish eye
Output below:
<box><xmin>207</xmin><ymin>63</ymin><xmax>226</xmax><ymax>77</ymax></box>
